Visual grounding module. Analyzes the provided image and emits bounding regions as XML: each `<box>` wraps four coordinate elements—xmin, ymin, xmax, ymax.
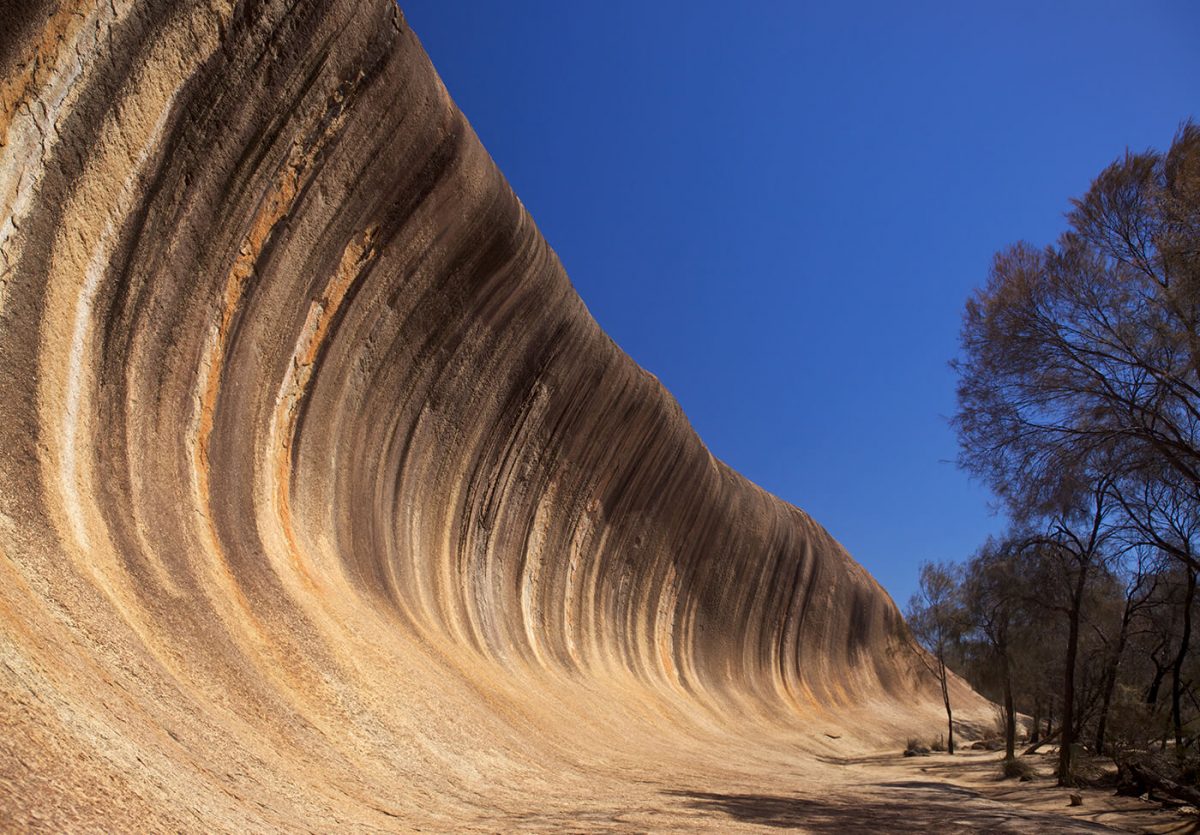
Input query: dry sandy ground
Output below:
<box><xmin>620</xmin><ymin>750</ymin><xmax>1198</xmax><ymax>835</ymax></box>
<box><xmin>379</xmin><ymin>747</ymin><xmax>1198</xmax><ymax>833</ymax></box>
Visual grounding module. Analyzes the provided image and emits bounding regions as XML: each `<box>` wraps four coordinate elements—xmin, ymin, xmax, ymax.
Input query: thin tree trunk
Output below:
<box><xmin>1095</xmin><ymin>602</ymin><xmax>1133</xmax><ymax>755</ymax></box>
<box><xmin>939</xmin><ymin>656</ymin><xmax>955</xmax><ymax>755</ymax></box>
<box><xmin>1095</xmin><ymin>669</ymin><xmax>1116</xmax><ymax>756</ymax></box>
<box><xmin>1031</xmin><ymin>698</ymin><xmax>1041</xmax><ymax>745</ymax></box>
<box><xmin>1001</xmin><ymin>650</ymin><xmax>1016</xmax><ymax>760</ymax></box>
<box><xmin>1059</xmin><ymin>569</ymin><xmax>1088</xmax><ymax>786</ymax></box>
<box><xmin>1171</xmin><ymin>566</ymin><xmax>1196</xmax><ymax>754</ymax></box>
<box><xmin>1147</xmin><ymin>664</ymin><xmax>1167</xmax><ymax>705</ymax></box>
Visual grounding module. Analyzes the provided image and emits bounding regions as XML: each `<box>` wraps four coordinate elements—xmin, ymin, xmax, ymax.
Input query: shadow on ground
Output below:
<box><xmin>664</xmin><ymin>782</ymin><xmax>1119</xmax><ymax>833</ymax></box>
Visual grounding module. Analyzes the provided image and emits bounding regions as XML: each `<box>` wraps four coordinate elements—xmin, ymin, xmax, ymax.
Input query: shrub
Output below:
<box><xmin>1001</xmin><ymin>757</ymin><xmax>1038</xmax><ymax>781</ymax></box>
<box><xmin>904</xmin><ymin>738</ymin><xmax>931</xmax><ymax>757</ymax></box>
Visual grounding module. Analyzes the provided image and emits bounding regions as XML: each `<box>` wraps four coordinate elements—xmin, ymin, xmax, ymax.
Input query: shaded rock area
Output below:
<box><xmin>0</xmin><ymin>0</ymin><xmax>991</xmax><ymax>829</ymax></box>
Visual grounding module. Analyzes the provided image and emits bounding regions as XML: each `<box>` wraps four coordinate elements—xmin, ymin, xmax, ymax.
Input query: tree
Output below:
<box><xmin>953</xmin><ymin>122</ymin><xmax>1200</xmax><ymax>777</ymax></box>
<box><xmin>953</xmin><ymin>122</ymin><xmax>1200</xmax><ymax>525</ymax></box>
<box><xmin>1037</xmin><ymin>481</ymin><xmax>1117</xmax><ymax>784</ymax></box>
<box><xmin>963</xmin><ymin>537</ymin><xmax>1028</xmax><ymax>761</ymax></box>
<box><xmin>1088</xmin><ymin>545</ymin><xmax>1158</xmax><ymax>756</ymax></box>
<box><xmin>1112</xmin><ymin>465</ymin><xmax>1200</xmax><ymax>752</ymax></box>
<box><xmin>907</xmin><ymin>561</ymin><xmax>966</xmax><ymax>755</ymax></box>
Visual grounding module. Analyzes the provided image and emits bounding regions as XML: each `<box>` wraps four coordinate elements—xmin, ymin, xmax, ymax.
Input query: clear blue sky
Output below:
<box><xmin>398</xmin><ymin>2</ymin><xmax>1199</xmax><ymax>609</ymax></box>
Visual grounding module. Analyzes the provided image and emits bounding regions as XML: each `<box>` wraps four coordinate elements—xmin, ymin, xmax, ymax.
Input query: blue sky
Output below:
<box><xmin>399</xmin><ymin>2</ymin><xmax>1199</xmax><ymax>608</ymax></box>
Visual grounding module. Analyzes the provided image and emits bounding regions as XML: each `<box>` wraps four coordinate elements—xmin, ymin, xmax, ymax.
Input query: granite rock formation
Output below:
<box><xmin>0</xmin><ymin>1</ymin><xmax>982</xmax><ymax>829</ymax></box>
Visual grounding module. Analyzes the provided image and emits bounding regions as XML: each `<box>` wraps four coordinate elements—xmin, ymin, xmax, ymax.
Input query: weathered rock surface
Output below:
<box><xmin>0</xmin><ymin>1</ymin><xmax>982</xmax><ymax>829</ymax></box>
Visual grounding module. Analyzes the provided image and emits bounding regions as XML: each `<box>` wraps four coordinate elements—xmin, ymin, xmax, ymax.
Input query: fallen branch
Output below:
<box><xmin>1118</xmin><ymin>756</ymin><xmax>1200</xmax><ymax>807</ymax></box>
<box><xmin>1023</xmin><ymin>729</ymin><xmax>1060</xmax><ymax>756</ymax></box>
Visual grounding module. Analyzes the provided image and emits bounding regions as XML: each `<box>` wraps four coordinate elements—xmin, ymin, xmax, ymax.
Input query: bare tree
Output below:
<box><xmin>963</xmin><ymin>537</ymin><xmax>1028</xmax><ymax>761</ymax></box>
<box><xmin>1112</xmin><ymin>467</ymin><xmax>1200</xmax><ymax>753</ymax></box>
<box><xmin>954</xmin><ymin>123</ymin><xmax>1200</xmax><ymax>522</ymax></box>
<box><xmin>907</xmin><ymin>561</ymin><xmax>966</xmax><ymax>755</ymax></box>
<box><xmin>1030</xmin><ymin>481</ymin><xmax>1116</xmax><ymax>785</ymax></box>
<box><xmin>952</xmin><ymin>123</ymin><xmax>1200</xmax><ymax>780</ymax></box>
<box><xmin>1089</xmin><ymin>544</ymin><xmax>1159</xmax><ymax>756</ymax></box>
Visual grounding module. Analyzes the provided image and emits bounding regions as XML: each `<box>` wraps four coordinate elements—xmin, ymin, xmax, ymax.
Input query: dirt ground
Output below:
<box><xmin>414</xmin><ymin>748</ymin><xmax>1199</xmax><ymax>833</ymax></box>
<box><xmin>650</xmin><ymin>749</ymin><xmax>1199</xmax><ymax>834</ymax></box>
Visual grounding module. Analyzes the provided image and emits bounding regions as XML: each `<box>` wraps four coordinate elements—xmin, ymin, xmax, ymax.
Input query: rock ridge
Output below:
<box><xmin>0</xmin><ymin>1</ymin><xmax>977</xmax><ymax>828</ymax></box>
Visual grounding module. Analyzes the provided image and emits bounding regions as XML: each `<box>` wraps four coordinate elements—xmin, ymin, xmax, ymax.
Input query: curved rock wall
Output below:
<box><xmin>0</xmin><ymin>0</ymin><xmax>968</xmax><ymax>829</ymax></box>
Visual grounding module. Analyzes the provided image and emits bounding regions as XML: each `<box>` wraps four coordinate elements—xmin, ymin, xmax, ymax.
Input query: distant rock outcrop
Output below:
<box><xmin>0</xmin><ymin>1</ymin><xmax>981</xmax><ymax>828</ymax></box>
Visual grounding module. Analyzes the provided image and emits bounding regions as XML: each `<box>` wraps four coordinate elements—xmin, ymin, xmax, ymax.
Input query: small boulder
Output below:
<box><xmin>1068</xmin><ymin>793</ymin><xmax>1083</xmax><ymax>807</ymax></box>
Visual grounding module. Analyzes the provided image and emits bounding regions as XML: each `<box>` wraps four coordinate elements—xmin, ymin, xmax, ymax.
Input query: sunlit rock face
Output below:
<box><xmin>0</xmin><ymin>1</ymin><xmax>971</xmax><ymax>829</ymax></box>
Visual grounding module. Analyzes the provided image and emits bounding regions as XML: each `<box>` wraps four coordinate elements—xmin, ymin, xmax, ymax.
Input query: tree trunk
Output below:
<box><xmin>1171</xmin><ymin>566</ymin><xmax>1196</xmax><ymax>755</ymax></box>
<box><xmin>1095</xmin><ymin>602</ymin><xmax>1133</xmax><ymax>755</ymax></box>
<box><xmin>939</xmin><ymin>656</ymin><xmax>955</xmax><ymax>755</ymax></box>
<box><xmin>1002</xmin><ymin>654</ymin><xmax>1016</xmax><ymax>760</ymax></box>
<box><xmin>1094</xmin><ymin>669</ymin><xmax>1116</xmax><ymax>756</ymax></box>
<box><xmin>1059</xmin><ymin>569</ymin><xmax>1088</xmax><ymax>786</ymax></box>
<box><xmin>1147</xmin><ymin>664</ymin><xmax>1167</xmax><ymax>706</ymax></box>
<box><xmin>1031</xmin><ymin>699</ymin><xmax>1041</xmax><ymax>745</ymax></box>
